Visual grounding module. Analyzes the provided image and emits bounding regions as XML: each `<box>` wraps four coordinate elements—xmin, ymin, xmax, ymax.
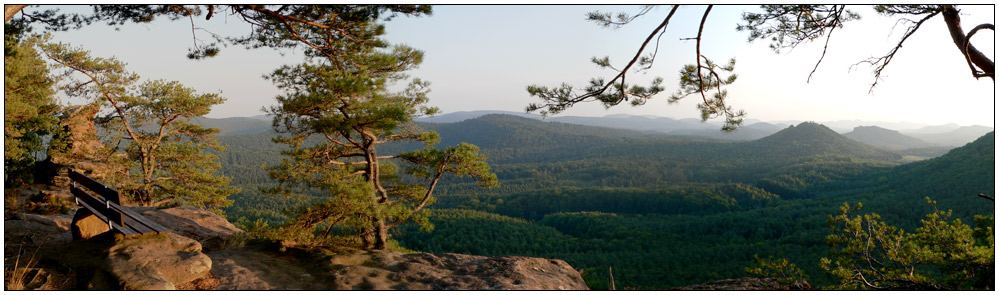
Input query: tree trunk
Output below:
<box><xmin>4</xmin><ymin>5</ymin><xmax>26</xmax><ymax>23</ymax></box>
<box><xmin>360</xmin><ymin>228</ymin><xmax>374</xmax><ymax>250</ymax></box>
<box><xmin>373</xmin><ymin>218</ymin><xmax>388</xmax><ymax>250</ymax></box>
<box><xmin>941</xmin><ymin>6</ymin><xmax>995</xmax><ymax>79</ymax></box>
<box><xmin>361</xmin><ymin>136</ymin><xmax>392</xmax><ymax>250</ymax></box>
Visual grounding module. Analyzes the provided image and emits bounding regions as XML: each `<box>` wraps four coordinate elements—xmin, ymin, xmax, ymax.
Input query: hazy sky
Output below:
<box><xmin>38</xmin><ymin>5</ymin><xmax>995</xmax><ymax>126</ymax></box>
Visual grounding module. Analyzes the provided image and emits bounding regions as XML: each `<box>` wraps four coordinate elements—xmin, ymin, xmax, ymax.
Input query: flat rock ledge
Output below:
<box><xmin>7</xmin><ymin>207</ymin><xmax>588</xmax><ymax>291</ymax></box>
<box><xmin>207</xmin><ymin>249</ymin><xmax>589</xmax><ymax>290</ymax></box>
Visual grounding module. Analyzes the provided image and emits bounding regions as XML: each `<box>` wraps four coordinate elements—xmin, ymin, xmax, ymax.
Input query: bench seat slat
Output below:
<box><xmin>108</xmin><ymin>202</ymin><xmax>172</xmax><ymax>233</ymax></box>
<box><xmin>115</xmin><ymin>222</ymin><xmax>142</xmax><ymax>236</ymax></box>
<box><xmin>116</xmin><ymin>209</ymin><xmax>167</xmax><ymax>234</ymax></box>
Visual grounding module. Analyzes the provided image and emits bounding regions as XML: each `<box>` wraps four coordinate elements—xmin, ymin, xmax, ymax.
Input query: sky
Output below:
<box><xmin>35</xmin><ymin>5</ymin><xmax>996</xmax><ymax>127</ymax></box>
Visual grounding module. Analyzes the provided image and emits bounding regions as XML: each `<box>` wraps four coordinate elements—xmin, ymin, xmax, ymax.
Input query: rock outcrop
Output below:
<box><xmin>207</xmin><ymin>248</ymin><xmax>588</xmax><ymax>290</ymax></box>
<box><xmin>135</xmin><ymin>207</ymin><xmax>242</xmax><ymax>252</ymax></box>
<box><xmin>4</xmin><ymin>213</ymin><xmax>73</xmax><ymax>247</ymax></box>
<box><xmin>100</xmin><ymin>233</ymin><xmax>213</xmax><ymax>290</ymax></box>
<box><xmin>327</xmin><ymin>251</ymin><xmax>589</xmax><ymax>290</ymax></box>
<box><xmin>6</xmin><ymin>205</ymin><xmax>588</xmax><ymax>291</ymax></box>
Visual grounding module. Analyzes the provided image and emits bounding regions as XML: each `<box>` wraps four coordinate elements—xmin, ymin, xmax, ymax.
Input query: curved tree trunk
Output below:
<box><xmin>941</xmin><ymin>6</ymin><xmax>995</xmax><ymax>80</ymax></box>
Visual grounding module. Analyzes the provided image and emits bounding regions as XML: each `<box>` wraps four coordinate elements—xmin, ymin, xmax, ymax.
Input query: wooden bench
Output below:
<box><xmin>69</xmin><ymin>169</ymin><xmax>171</xmax><ymax>237</ymax></box>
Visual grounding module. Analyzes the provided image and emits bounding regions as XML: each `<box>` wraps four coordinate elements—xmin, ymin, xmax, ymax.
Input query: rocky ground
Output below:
<box><xmin>4</xmin><ymin>184</ymin><xmax>588</xmax><ymax>291</ymax></box>
<box><xmin>6</xmin><ymin>184</ymin><xmax>803</xmax><ymax>291</ymax></box>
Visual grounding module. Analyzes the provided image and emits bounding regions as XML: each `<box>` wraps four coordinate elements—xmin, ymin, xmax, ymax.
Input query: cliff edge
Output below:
<box><xmin>4</xmin><ymin>190</ymin><xmax>587</xmax><ymax>291</ymax></box>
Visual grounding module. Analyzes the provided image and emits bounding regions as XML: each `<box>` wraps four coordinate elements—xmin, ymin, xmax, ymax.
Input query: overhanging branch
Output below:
<box><xmin>850</xmin><ymin>10</ymin><xmax>939</xmax><ymax>93</ymax></box>
<box><xmin>962</xmin><ymin>23</ymin><xmax>995</xmax><ymax>79</ymax></box>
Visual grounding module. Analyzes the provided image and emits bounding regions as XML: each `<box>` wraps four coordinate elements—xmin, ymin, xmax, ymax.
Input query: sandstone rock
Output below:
<box><xmin>103</xmin><ymin>233</ymin><xmax>212</xmax><ymax>290</ymax></box>
<box><xmin>51</xmin><ymin>176</ymin><xmax>71</xmax><ymax>188</ymax></box>
<box><xmin>136</xmin><ymin>207</ymin><xmax>243</xmax><ymax>252</ymax></box>
<box><xmin>8</xmin><ymin>206</ymin><xmax>589</xmax><ymax>291</ymax></box>
<box><xmin>355</xmin><ymin>251</ymin><xmax>589</xmax><ymax>290</ymax></box>
<box><xmin>207</xmin><ymin>248</ymin><xmax>587</xmax><ymax>291</ymax></box>
<box><xmin>208</xmin><ymin>249</ymin><xmax>323</xmax><ymax>290</ymax></box>
<box><xmin>4</xmin><ymin>213</ymin><xmax>73</xmax><ymax>247</ymax></box>
<box><xmin>71</xmin><ymin>209</ymin><xmax>111</xmax><ymax>240</ymax></box>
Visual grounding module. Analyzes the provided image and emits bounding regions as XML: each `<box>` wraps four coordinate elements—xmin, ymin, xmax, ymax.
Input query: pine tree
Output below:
<box><xmin>4</xmin><ymin>31</ymin><xmax>60</xmax><ymax>185</ymax></box>
<box><xmin>264</xmin><ymin>10</ymin><xmax>496</xmax><ymax>250</ymax></box>
<box><xmin>39</xmin><ymin>41</ymin><xmax>238</xmax><ymax>215</ymax></box>
<box><xmin>821</xmin><ymin>199</ymin><xmax>994</xmax><ymax>290</ymax></box>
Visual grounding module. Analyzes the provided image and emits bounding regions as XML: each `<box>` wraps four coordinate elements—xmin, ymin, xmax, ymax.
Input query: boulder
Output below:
<box><xmin>71</xmin><ymin>209</ymin><xmax>111</xmax><ymax>240</ymax></box>
<box><xmin>100</xmin><ymin>233</ymin><xmax>212</xmax><ymax>290</ymax></box>
<box><xmin>136</xmin><ymin>207</ymin><xmax>243</xmax><ymax>252</ymax></box>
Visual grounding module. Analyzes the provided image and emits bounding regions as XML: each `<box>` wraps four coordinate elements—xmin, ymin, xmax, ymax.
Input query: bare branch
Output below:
<box><xmin>528</xmin><ymin>5</ymin><xmax>679</xmax><ymax>114</ymax></box>
<box><xmin>808</xmin><ymin>5</ymin><xmax>845</xmax><ymax>83</ymax></box>
<box><xmin>695</xmin><ymin>5</ymin><xmax>714</xmax><ymax>110</ymax></box>
<box><xmin>850</xmin><ymin>10</ymin><xmax>939</xmax><ymax>93</ymax></box>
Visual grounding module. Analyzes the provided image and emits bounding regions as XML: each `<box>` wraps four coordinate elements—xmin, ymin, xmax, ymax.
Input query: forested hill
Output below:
<box><xmin>750</xmin><ymin>122</ymin><xmax>901</xmax><ymax>162</ymax></box>
<box><xmin>212</xmin><ymin>114</ymin><xmax>992</xmax><ymax>289</ymax></box>
<box><xmin>216</xmin><ymin>115</ymin><xmax>910</xmax><ymax>192</ymax></box>
<box><xmin>843</xmin><ymin>125</ymin><xmax>938</xmax><ymax>151</ymax></box>
<box><xmin>880</xmin><ymin>131</ymin><xmax>995</xmax><ymax>221</ymax></box>
<box><xmin>218</xmin><ymin>115</ymin><xmax>909</xmax><ymax>223</ymax></box>
<box><xmin>187</xmin><ymin>116</ymin><xmax>271</xmax><ymax>136</ymax></box>
<box><xmin>432</xmin><ymin>114</ymin><xmax>648</xmax><ymax>143</ymax></box>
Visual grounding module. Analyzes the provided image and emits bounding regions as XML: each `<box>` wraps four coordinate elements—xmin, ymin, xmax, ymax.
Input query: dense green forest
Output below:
<box><xmin>213</xmin><ymin>114</ymin><xmax>994</xmax><ymax>289</ymax></box>
<box><xmin>5</xmin><ymin>4</ymin><xmax>992</xmax><ymax>291</ymax></box>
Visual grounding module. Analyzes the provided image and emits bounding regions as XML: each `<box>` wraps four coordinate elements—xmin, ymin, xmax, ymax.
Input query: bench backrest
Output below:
<box><xmin>69</xmin><ymin>169</ymin><xmax>123</xmax><ymax>231</ymax></box>
<box><xmin>68</xmin><ymin>169</ymin><xmax>170</xmax><ymax>236</ymax></box>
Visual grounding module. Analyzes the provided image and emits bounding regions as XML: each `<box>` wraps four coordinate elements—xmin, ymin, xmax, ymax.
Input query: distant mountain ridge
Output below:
<box><xmin>206</xmin><ymin>110</ymin><xmax>991</xmax><ymax>148</ymax></box>
<box><xmin>843</xmin><ymin>126</ymin><xmax>938</xmax><ymax>151</ymax></box>
<box><xmin>415</xmin><ymin>110</ymin><xmax>541</xmax><ymax>123</ymax></box>
<box><xmin>904</xmin><ymin>125</ymin><xmax>994</xmax><ymax>147</ymax></box>
<box><xmin>751</xmin><ymin>122</ymin><xmax>901</xmax><ymax>162</ymax></box>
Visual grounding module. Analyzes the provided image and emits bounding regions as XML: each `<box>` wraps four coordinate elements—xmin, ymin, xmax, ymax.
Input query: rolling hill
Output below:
<box><xmin>749</xmin><ymin>122</ymin><xmax>901</xmax><ymax>162</ymax></box>
<box><xmin>189</xmin><ymin>116</ymin><xmax>272</xmax><ymax>136</ymax></box>
<box><xmin>207</xmin><ymin>112</ymin><xmax>993</xmax><ymax>290</ymax></box>
<box><xmin>842</xmin><ymin>125</ymin><xmax>938</xmax><ymax>151</ymax></box>
<box><xmin>905</xmin><ymin>125</ymin><xmax>994</xmax><ymax>147</ymax></box>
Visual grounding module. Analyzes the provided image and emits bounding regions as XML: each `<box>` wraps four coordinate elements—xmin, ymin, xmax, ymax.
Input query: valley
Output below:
<box><xmin>213</xmin><ymin>112</ymin><xmax>994</xmax><ymax>289</ymax></box>
<box><xmin>5</xmin><ymin>5</ymin><xmax>993</xmax><ymax>291</ymax></box>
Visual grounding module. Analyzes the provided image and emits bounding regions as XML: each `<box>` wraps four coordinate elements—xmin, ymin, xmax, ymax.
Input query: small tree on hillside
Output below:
<box><xmin>40</xmin><ymin>41</ymin><xmax>238</xmax><ymax>215</ymax></box>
